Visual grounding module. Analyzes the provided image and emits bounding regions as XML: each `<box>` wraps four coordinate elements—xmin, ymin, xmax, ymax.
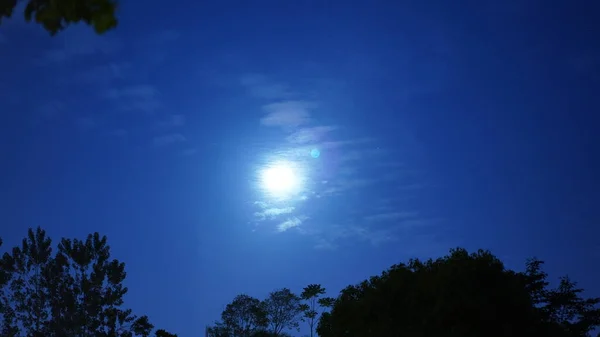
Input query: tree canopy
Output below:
<box><xmin>3</xmin><ymin>228</ymin><xmax>599</xmax><ymax>337</ymax></box>
<box><xmin>0</xmin><ymin>0</ymin><xmax>118</xmax><ymax>35</ymax></box>
<box><xmin>209</xmin><ymin>248</ymin><xmax>600</xmax><ymax>337</ymax></box>
<box><xmin>0</xmin><ymin>227</ymin><xmax>177</xmax><ymax>337</ymax></box>
<box><xmin>316</xmin><ymin>248</ymin><xmax>600</xmax><ymax>337</ymax></box>
<box><xmin>300</xmin><ymin>284</ymin><xmax>334</xmax><ymax>337</ymax></box>
<box><xmin>208</xmin><ymin>289</ymin><xmax>307</xmax><ymax>337</ymax></box>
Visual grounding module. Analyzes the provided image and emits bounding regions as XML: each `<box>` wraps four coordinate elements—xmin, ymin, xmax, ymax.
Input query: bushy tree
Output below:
<box><xmin>0</xmin><ymin>0</ymin><xmax>118</xmax><ymax>35</ymax></box>
<box><xmin>1</xmin><ymin>227</ymin><xmax>54</xmax><ymax>336</ymax></box>
<box><xmin>210</xmin><ymin>289</ymin><xmax>305</xmax><ymax>337</ymax></box>
<box><xmin>316</xmin><ymin>248</ymin><xmax>600</xmax><ymax>337</ymax></box>
<box><xmin>216</xmin><ymin>294</ymin><xmax>267</xmax><ymax>337</ymax></box>
<box><xmin>263</xmin><ymin>288</ymin><xmax>303</xmax><ymax>336</ymax></box>
<box><xmin>0</xmin><ymin>227</ymin><xmax>177</xmax><ymax>337</ymax></box>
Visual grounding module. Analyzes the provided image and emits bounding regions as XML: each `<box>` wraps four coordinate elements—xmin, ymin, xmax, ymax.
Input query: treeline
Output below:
<box><xmin>2</xmin><ymin>228</ymin><xmax>600</xmax><ymax>337</ymax></box>
<box><xmin>210</xmin><ymin>249</ymin><xmax>600</xmax><ymax>337</ymax></box>
<box><xmin>207</xmin><ymin>285</ymin><xmax>334</xmax><ymax>337</ymax></box>
<box><xmin>0</xmin><ymin>227</ymin><xmax>177</xmax><ymax>337</ymax></box>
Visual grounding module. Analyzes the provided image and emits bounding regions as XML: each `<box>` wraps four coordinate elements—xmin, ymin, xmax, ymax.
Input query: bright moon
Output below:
<box><xmin>260</xmin><ymin>162</ymin><xmax>301</xmax><ymax>196</ymax></box>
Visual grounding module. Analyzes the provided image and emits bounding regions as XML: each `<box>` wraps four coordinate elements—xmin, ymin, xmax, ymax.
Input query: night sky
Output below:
<box><xmin>1</xmin><ymin>0</ymin><xmax>599</xmax><ymax>335</ymax></box>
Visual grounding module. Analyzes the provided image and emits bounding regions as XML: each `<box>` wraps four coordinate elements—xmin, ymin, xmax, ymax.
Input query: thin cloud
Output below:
<box><xmin>254</xmin><ymin>201</ymin><xmax>269</xmax><ymax>209</ymax></box>
<box><xmin>319</xmin><ymin>138</ymin><xmax>374</xmax><ymax>149</ymax></box>
<box><xmin>106</xmin><ymin>85</ymin><xmax>157</xmax><ymax>100</ymax></box>
<box><xmin>277</xmin><ymin>217</ymin><xmax>303</xmax><ymax>232</ymax></box>
<box><xmin>240</xmin><ymin>74</ymin><xmax>293</xmax><ymax>99</ymax></box>
<box><xmin>157</xmin><ymin>114</ymin><xmax>185</xmax><ymax>128</ymax></box>
<box><xmin>153</xmin><ymin>133</ymin><xmax>186</xmax><ymax>146</ymax></box>
<box><xmin>314</xmin><ymin>239</ymin><xmax>337</xmax><ymax>250</ymax></box>
<box><xmin>246</xmin><ymin>73</ymin><xmax>431</xmax><ymax>246</ymax></box>
<box><xmin>260</xmin><ymin>101</ymin><xmax>315</xmax><ymax>128</ymax></box>
<box><xmin>37</xmin><ymin>101</ymin><xmax>65</xmax><ymax>120</ymax></box>
<box><xmin>363</xmin><ymin>211</ymin><xmax>419</xmax><ymax>223</ymax></box>
<box><xmin>286</xmin><ymin>126</ymin><xmax>337</xmax><ymax>144</ymax></box>
<box><xmin>136</xmin><ymin>30</ymin><xmax>182</xmax><ymax>65</ymax></box>
<box><xmin>320</xmin><ymin>175</ymin><xmax>399</xmax><ymax>197</ymax></box>
<box><xmin>255</xmin><ymin>207</ymin><xmax>295</xmax><ymax>220</ymax></box>
<box><xmin>398</xmin><ymin>183</ymin><xmax>427</xmax><ymax>190</ymax></box>
<box><xmin>181</xmin><ymin>148</ymin><xmax>197</xmax><ymax>156</ymax></box>
<box><xmin>139</xmin><ymin>30</ymin><xmax>180</xmax><ymax>46</ymax></box>
<box><xmin>68</xmin><ymin>63</ymin><xmax>129</xmax><ymax>85</ymax></box>
<box><xmin>105</xmin><ymin>85</ymin><xmax>161</xmax><ymax>113</ymax></box>
<box><xmin>109</xmin><ymin>129</ymin><xmax>128</xmax><ymax>137</ymax></box>
<box><xmin>36</xmin><ymin>26</ymin><xmax>120</xmax><ymax>65</ymax></box>
<box><xmin>312</xmin><ymin>224</ymin><xmax>397</xmax><ymax>249</ymax></box>
<box><xmin>338</xmin><ymin>147</ymin><xmax>388</xmax><ymax>163</ymax></box>
<box><xmin>74</xmin><ymin>116</ymin><xmax>97</xmax><ymax>131</ymax></box>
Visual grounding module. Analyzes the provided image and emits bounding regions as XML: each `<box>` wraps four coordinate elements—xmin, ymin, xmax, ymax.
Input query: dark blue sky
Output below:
<box><xmin>1</xmin><ymin>0</ymin><xmax>599</xmax><ymax>335</ymax></box>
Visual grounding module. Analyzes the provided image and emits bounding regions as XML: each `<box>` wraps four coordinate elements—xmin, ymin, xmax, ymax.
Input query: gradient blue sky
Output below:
<box><xmin>1</xmin><ymin>0</ymin><xmax>599</xmax><ymax>335</ymax></box>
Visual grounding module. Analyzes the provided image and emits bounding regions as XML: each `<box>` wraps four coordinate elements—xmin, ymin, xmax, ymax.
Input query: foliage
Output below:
<box><xmin>155</xmin><ymin>329</ymin><xmax>178</xmax><ymax>337</ymax></box>
<box><xmin>219</xmin><ymin>294</ymin><xmax>268</xmax><ymax>337</ymax></box>
<box><xmin>299</xmin><ymin>284</ymin><xmax>334</xmax><ymax>337</ymax></box>
<box><xmin>263</xmin><ymin>288</ymin><xmax>303</xmax><ymax>335</ymax></box>
<box><xmin>0</xmin><ymin>0</ymin><xmax>118</xmax><ymax>35</ymax></box>
<box><xmin>5</xmin><ymin>228</ymin><xmax>597</xmax><ymax>337</ymax></box>
<box><xmin>209</xmin><ymin>289</ymin><xmax>305</xmax><ymax>337</ymax></box>
<box><xmin>316</xmin><ymin>247</ymin><xmax>600</xmax><ymax>337</ymax></box>
<box><xmin>0</xmin><ymin>227</ymin><xmax>177</xmax><ymax>337</ymax></box>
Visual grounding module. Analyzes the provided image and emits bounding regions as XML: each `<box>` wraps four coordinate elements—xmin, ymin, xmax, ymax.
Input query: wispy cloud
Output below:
<box><xmin>105</xmin><ymin>85</ymin><xmax>161</xmax><ymax>113</ymax></box>
<box><xmin>37</xmin><ymin>101</ymin><xmax>65</xmax><ymax>121</ymax></box>
<box><xmin>105</xmin><ymin>85</ymin><xmax>157</xmax><ymax>100</ymax></box>
<box><xmin>286</xmin><ymin>126</ymin><xmax>337</xmax><ymax>144</ymax></box>
<box><xmin>241</xmin><ymin>73</ymin><xmax>294</xmax><ymax>99</ymax></box>
<box><xmin>153</xmin><ymin>133</ymin><xmax>186</xmax><ymax>146</ymax></box>
<box><xmin>18</xmin><ymin>25</ymin><xmax>191</xmax><ymax>153</ymax></box>
<box><xmin>74</xmin><ymin>116</ymin><xmax>97</xmax><ymax>131</ymax></box>
<box><xmin>319</xmin><ymin>138</ymin><xmax>374</xmax><ymax>149</ymax></box>
<box><xmin>277</xmin><ymin>217</ymin><xmax>303</xmax><ymax>232</ymax></box>
<box><xmin>312</xmin><ymin>224</ymin><xmax>398</xmax><ymax>250</ymax></box>
<box><xmin>246</xmin><ymin>73</ymin><xmax>432</xmax><ymax>248</ymax></box>
<box><xmin>108</xmin><ymin>129</ymin><xmax>128</xmax><ymax>137</ymax></box>
<box><xmin>36</xmin><ymin>27</ymin><xmax>120</xmax><ymax>65</ymax></box>
<box><xmin>181</xmin><ymin>148</ymin><xmax>198</xmax><ymax>156</ymax></box>
<box><xmin>139</xmin><ymin>30</ymin><xmax>180</xmax><ymax>46</ymax></box>
<box><xmin>136</xmin><ymin>29</ymin><xmax>181</xmax><ymax>66</ymax></box>
<box><xmin>260</xmin><ymin>101</ymin><xmax>316</xmax><ymax>128</ymax></box>
<box><xmin>255</xmin><ymin>207</ymin><xmax>295</xmax><ymax>220</ymax></box>
<box><xmin>157</xmin><ymin>114</ymin><xmax>185</xmax><ymax>128</ymax></box>
<box><xmin>68</xmin><ymin>63</ymin><xmax>129</xmax><ymax>85</ymax></box>
<box><xmin>363</xmin><ymin>211</ymin><xmax>419</xmax><ymax>223</ymax></box>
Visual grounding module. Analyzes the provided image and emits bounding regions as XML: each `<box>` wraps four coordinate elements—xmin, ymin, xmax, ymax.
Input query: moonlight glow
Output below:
<box><xmin>260</xmin><ymin>162</ymin><xmax>302</xmax><ymax>197</ymax></box>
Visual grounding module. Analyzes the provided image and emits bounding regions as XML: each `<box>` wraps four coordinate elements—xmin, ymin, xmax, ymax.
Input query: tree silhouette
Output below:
<box><xmin>316</xmin><ymin>248</ymin><xmax>600</xmax><ymax>337</ymax></box>
<box><xmin>263</xmin><ymin>288</ymin><xmax>303</xmax><ymax>336</ymax></box>
<box><xmin>209</xmin><ymin>289</ymin><xmax>305</xmax><ymax>337</ymax></box>
<box><xmin>299</xmin><ymin>284</ymin><xmax>334</xmax><ymax>337</ymax></box>
<box><xmin>217</xmin><ymin>294</ymin><xmax>267</xmax><ymax>337</ymax></box>
<box><xmin>0</xmin><ymin>227</ymin><xmax>177</xmax><ymax>337</ymax></box>
<box><xmin>0</xmin><ymin>0</ymin><xmax>118</xmax><ymax>35</ymax></box>
<box><xmin>1</xmin><ymin>227</ymin><xmax>53</xmax><ymax>336</ymax></box>
<box><xmin>155</xmin><ymin>329</ymin><xmax>178</xmax><ymax>337</ymax></box>
<box><xmin>6</xmin><ymin>228</ymin><xmax>597</xmax><ymax>337</ymax></box>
